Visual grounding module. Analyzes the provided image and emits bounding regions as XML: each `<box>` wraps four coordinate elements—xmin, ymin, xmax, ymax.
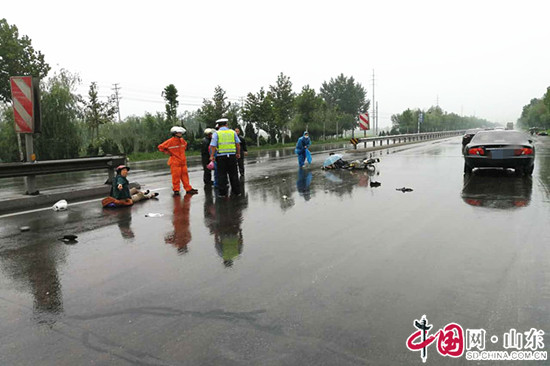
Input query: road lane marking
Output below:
<box><xmin>0</xmin><ymin>188</ymin><xmax>167</xmax><ymax>219</ymax></box>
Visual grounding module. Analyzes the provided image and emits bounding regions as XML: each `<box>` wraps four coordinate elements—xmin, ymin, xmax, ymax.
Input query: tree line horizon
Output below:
<box><xmin>3</xmin><ymin>17</ymin><xmax>539</xmax><ymax>164</ymax></box>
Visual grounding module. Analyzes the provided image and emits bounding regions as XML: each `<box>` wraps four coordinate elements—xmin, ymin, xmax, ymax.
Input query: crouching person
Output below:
<box><xmin>102</xmin><ymin>165</ymin><xmax>158</xmax><ymax>208</ymax></box>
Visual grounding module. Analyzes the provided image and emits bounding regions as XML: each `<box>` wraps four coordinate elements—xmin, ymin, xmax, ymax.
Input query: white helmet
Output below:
<box><xmin>204</xmin><ymin>128</ymin><xmax>214</xmax><ymax>135</ymax></box>
<box><xmin>170</xmin><ymin>126</ymin><xmax>186</xmax><ymax>135</ymax></box>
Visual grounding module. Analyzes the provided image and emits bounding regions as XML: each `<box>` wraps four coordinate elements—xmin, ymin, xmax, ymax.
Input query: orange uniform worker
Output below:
<box><xmin>158</xmin><ymin>126</ymin><xmax>199</xmax><ymax>196</ymax></box>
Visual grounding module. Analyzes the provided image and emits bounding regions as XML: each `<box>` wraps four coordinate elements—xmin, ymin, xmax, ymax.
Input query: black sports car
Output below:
<box><xmin>463</xmin><ymin>130</ymin><xmax>535</xmax><ymax>175</ymax></box>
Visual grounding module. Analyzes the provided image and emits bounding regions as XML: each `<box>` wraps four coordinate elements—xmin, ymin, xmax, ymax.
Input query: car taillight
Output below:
<box><xmin>514</xmin><ymin>148</ymin><xmax>533</xmax><ymax>156</ymax></box>
<box><xmin>468</xmin><ymin>148</ymin><xmax>485</xmax><ymax>155</ymax></box>
<box><xmin>465</xmin><ymin>199</ymin><xmax>482</xmax><ymax>206</ymax></box>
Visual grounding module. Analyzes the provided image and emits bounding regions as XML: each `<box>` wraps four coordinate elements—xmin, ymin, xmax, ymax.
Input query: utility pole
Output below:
<box><xmin>376</xmin><ymin>102</ymin><xmax>379</xmax><ymax>136</ymax></box>
<box><xmin>112</xmin><ymin>83</ymin><xmax>122</xmax><ymax>122</ymax></box>
<box><xmin>372</xmin><ymin>69</ymin><xmax>376</xmax><ymax>136</ymax></box>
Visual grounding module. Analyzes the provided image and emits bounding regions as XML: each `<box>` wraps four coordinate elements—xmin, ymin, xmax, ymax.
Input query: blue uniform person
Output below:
<box><xmin>210</xmin><ymin>118</ymin><xmax>241</xmax><ymax>197</ymax></box>
<box><xmin>295</xmin><ymin>131</ymin><xmax>311</xmax><ymax>167</ymax></box>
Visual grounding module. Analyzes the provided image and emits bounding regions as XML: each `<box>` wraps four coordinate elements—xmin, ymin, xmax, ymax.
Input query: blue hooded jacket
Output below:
<box><xmin>295</xmin><ymin>131</ymin><xmax>311</xmax><ymax>154</ymax></box>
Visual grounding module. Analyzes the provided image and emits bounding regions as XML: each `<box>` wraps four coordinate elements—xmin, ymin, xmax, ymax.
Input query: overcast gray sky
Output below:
<box><xmin>3</xmin><ymin>0</ymin><xmax>549</xmax><ymax>127</ymax></box>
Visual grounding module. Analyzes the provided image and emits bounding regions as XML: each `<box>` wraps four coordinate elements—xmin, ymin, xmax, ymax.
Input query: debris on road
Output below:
<box><xmin>370</xmin><ymin>181</ymin><xmax>381</xmax><ymax>187</ymax></box>
<box><xmin>396</xmin><ymin>187</ymin><xmax>414</xmax><ymax>192</ymax></box>
<box><xmin>145</xmin><ymin>213</ymin><xmax>164</xmax><ymax>218</ymax></box>
<box><xmin>58</xmin><ymin>234</ymin><xmax>78</xmax><ymax>244</ymax></box>
<box><xmin>20</xmin><ymin>226</ymin><xmax>30</xmax><ymax>232</ymax></box>
<box><xmin>52</xmin><ymin>199</ymin><xmax>68</xmax><ymax>211</ymax></box>
<box><xmin>323</xmin><ymin>155</ymin><xmax>380</xmax><ymax>170</ymax></box>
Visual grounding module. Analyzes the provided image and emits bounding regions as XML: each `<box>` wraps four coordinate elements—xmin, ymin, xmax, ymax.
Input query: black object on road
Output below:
<box><xmin>396</xmin><ymin>187</ymin><xmax>413</xmax><ymax>192</ymax></box>
<box><xmin>58</xmin><ymin>234</ymin><xmax>78</xmax><ymax>244</ymax></box>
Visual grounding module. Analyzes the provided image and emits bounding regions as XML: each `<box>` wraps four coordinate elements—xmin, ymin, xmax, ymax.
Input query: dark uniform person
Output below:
<box><xmin>209</xmin><ymin>118</ymin><xmax>241</xmax><ymax>197</ymax></box>
<box><xmin>201</xmin><ymin>128</ymin><xmax>214</xmax><ymax>185</ymax></box>
<box><xmin>234</xmin><ymin>127</ymin><xmax>247</xmax><ymax>177</ymax></box>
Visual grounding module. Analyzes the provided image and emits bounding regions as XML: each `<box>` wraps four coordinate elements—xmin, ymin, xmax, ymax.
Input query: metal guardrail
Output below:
<box><xmin>351</xmin><ymin>130</ymin><xmax>465</xmax><ymax>149</ymax></box>
<box><xmin>0</xmin><ymin>155</ymin><xmax>126</xmax><ymax>194</ymax></box>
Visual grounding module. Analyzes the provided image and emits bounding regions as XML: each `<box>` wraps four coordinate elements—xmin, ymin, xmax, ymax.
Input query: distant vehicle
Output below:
<box><xmin>461</xmin><ymin>128</ymin><xmax>483</xmax><ymax>150</ymax></box>
<box><xmin>506</xmin><ymin>122</ymin><xmax>514</xmax><ymax>130</ymax></box>
<box><xmin>537</xmin><ymin>131</ymin><xmax>548</xmax><ymax>136</ymax></box>
<box><xmin>463</xmin><ymin>130</ymin><xmax>535</xmax><ymax>175</ymax></box>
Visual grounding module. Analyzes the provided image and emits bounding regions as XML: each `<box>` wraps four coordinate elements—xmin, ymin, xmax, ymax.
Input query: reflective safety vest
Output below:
<box><xmin>217</xmin><ymin>129</ymin><xmax>237</xmax><ymax>154</ymax></box>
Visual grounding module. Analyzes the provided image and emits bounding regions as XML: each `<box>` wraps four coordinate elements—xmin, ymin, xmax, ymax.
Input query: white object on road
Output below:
<box><xmin>52</xmin><ymin>200</ymin><xmax>68</xmax><ymax>211</ymax></box>
<box><xmin>145</xmin><ymin>213</ymin><xmax>164</xmax><ymax>218</ymax></box>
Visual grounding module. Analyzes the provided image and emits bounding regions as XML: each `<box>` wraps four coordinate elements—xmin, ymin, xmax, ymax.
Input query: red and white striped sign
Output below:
<box><xmin>359</xmin><ymin>112</ymin><xmax>370</xmax><ymax>130</ymax></box>
<box><xmin>10</xmin><ymin>76</ymin><xmax>34</xmax><ymax>133</ymax></box>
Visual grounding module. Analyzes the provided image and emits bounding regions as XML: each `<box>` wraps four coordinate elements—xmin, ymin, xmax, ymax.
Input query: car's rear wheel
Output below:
<box><xmin>526</xmin><ymin>165</ymin><xmax>534</xmax><ymax>176</ymax></box>
<box><xmin>464</xmin><ymin>163</ymin><xmax>473</xmax><ymax>174</ymax></box>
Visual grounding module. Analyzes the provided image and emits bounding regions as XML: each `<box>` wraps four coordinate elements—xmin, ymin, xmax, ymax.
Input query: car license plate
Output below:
<box><xmin>491</xmin><ymin>150</ymin><xmax>504</xmax><ymax>159</ymax></box>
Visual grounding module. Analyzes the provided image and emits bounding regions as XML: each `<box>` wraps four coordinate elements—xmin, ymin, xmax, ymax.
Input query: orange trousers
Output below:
<box><xmin>171</xmin><ymin>164</ymin><xmax>192</xmax><ymax>192</ymax></box>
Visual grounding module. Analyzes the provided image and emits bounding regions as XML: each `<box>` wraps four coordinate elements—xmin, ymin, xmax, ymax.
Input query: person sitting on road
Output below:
<box><xmin>102</xmin><ymin>165</ymin><xmax>158</xmax><ymax>208</ymax></box>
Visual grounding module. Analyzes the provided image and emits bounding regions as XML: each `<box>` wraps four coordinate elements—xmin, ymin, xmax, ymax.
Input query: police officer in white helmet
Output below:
<box><xmin>209</xmin><ymin>118</ymin><xmax>241</xmax><ymax>197</ymax></box>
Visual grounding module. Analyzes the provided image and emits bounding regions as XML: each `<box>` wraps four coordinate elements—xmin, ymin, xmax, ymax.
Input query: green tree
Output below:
<box><xmin>242</xmin><ymin>88</ymin><xmax>275</xmax><ymax>143</ymax></box>
<box><xmin>0</xmin><ymin>18</ymin><xmax>51</xmax><ymax>103</ymax></box>
<box><xmin>196</xmin><ymin>85</ymin><xmax>231</xmax><ymax>127</ymax></box>
<box><xmin>391</xmin><ymin>109</ymin><xmax>415</xmax><ymax>133</ymax></box>
<box><xmin>292</xmin><ymin>85</ymin><xmax>323</xmax><ymax>139</ymax></box>
<box><xmin>269</xmin><ymin>72</ymin><xmax>295</xmax><ymax>143</ymax></box>
<box><xmin>226</xmin><ymin>103</ymin><xmax>241</xmax><ymax>129</ymax></box>
<box><xmin>244</xmin><ymin>122</ymin><xmax>257</xmax><ymax>143</ymax></box>
<box><xmin>0</xmin><ymin>106</ymin><xmax>19</xmax><ymax>162</ymax></box>
<box><xmin>34</xmin><ymin>69</ymin><xmax>82</xmax><ymax>160</ymax></box>
<box><xmin>180</xmin><ymin>110</ymin><xmax>200</xmax><ymax>135</ymax></box>
<box><xmin>313</xmin><ymin>100</ymin><xmax>340</xmax><ymax>139</ymax></box>
<box><xmin>320</xmin><ymin>74</ymin><xmax>369</xmax><ymax>135</ymax></box>
<box><xmin>162</xmin><ymin>84</ymin><xmax>179</xmax><ymax>124</ymax></box>
<box><xmin>83</xmin><ymin>82</ymin><xmax>117</xmax><ymax>143</ymax></box>
<box><xmin>519</xmin><ymin>87</ymin><xmax>550</xmax><ymax>130</ymax></box>
<box><xmin>392</xmin><ymin>106</ymin><xmax>496</xmax><ymax>134</ymax></box>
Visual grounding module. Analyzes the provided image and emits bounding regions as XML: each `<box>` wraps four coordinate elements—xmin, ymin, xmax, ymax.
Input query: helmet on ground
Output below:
<box><xmin>170</xmin><ymin>126</ymin><xmax>186</xmax><ymax>135</ymax></box>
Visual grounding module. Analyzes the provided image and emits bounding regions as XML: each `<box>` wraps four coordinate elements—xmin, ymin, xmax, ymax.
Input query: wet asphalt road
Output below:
<box><xmin>1</xmin><ymin>136</ymin><xmax>550</xmax><ymax>365</ymax></box>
